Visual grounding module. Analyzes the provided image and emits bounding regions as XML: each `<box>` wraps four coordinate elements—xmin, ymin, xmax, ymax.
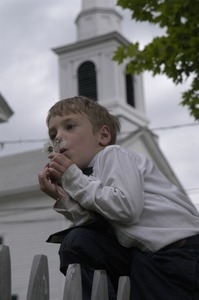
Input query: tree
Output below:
<box><xmin>114</xmin><ymin>0</ymin><xmax>199</xmax><ymax>120</ymax></box>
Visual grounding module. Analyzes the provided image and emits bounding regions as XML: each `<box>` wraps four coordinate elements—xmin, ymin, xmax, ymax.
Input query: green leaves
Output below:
<box><xmin>182</xmin><ymin>77</ymin><xmax>199</xmax><ymax>120</ymax></box>
<box><xmin>115</xmin><ymin>0</ymin><xmax>199</xmax><ymax>120</ymax></box>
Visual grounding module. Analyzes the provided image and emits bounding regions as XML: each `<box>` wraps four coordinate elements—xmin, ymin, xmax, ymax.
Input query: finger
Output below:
<box><xmin>51</xmin><ymin>153</ymin><xmax>71</xmax><ymax>165</ymax></box>
<box><xmin>49</xmin><ymin>159</ymin><xmax>69</xmax><ymax>176</ymax></box>
<box><xmin>48</xmin><ymin>167</ymin><xmax>62</xmax><ymax>182</ymax></box>
<box><xmin>48</xmin><ymin>153</ymin><xmax>55</xmax><ymax>160</ymax></box>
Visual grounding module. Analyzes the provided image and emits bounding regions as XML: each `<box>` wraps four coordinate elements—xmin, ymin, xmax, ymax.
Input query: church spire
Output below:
<box><xmin>75</xmin><ymin>0</ymin><xmax>122</xmax><ymax>41</ymax></box>
<box><xmin>81</xmin><ymin>0</ymin><xmax>117</xmax><ymax>10</ymax></box>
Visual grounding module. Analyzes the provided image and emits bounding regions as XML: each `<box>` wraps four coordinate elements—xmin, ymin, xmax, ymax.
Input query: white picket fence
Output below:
<box><xmin>0</xmin><ymin>245</ymin><xmax>131</xmax><ymax>299</ymax></box>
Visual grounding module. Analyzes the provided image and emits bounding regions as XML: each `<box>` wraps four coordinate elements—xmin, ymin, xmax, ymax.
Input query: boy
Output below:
<box><xmin>38</xmin><ymin>96</ymin><xmax>199</xmax><ymax>299</ymax></box>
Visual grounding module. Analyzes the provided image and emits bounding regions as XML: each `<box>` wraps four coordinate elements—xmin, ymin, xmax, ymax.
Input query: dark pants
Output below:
<box><xmin>131</xmin><ymin>236</ymin><xmax>199</xmax><ymax>300</ymax></box>
<box><xmin>59</xmin><ymin>227</ymin><xmax>131</xmax><ymax>299</ymax></box>
<box><xmin>59</xmin><ymin>227</ymin><xmax>199</xmax><ymax>300</ymax></box>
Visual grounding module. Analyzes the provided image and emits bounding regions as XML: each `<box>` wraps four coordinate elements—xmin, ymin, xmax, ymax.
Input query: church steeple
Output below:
<box><xmin>53</xmin><ymin>0</ymin><xmax>149</xmax><ymax>133</ymax></box>
<box><xmin>76</xmin><ymin>0</ymin><xmax>122</xmax><ymax>40</ymax></box>
<box><xmin>82</xmin><ymin>0</ymin><xmax>116</xmax><ymax>9</ymax></box>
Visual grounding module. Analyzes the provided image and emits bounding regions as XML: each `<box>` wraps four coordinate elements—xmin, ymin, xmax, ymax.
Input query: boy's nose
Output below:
<box><xmin>54</xmin><ymin>137</ymin><xmax>63</xmax><ymax>144</ymax></box>
<box><xmin>55</xmin><ymin>130</ymin><xmax>66</xmax><ymax>142</ymax></box>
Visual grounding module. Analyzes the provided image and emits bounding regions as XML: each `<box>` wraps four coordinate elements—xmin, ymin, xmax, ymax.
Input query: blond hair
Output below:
<box><xmin>47</xmin><ymin>96</ymin><xmax>120</xmax><ymax>145</ymax></box>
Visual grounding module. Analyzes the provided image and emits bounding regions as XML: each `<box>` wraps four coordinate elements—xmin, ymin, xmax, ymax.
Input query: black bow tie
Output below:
<box><xmin>82</xmin><ymin>167</ymin><xmax>93</xmax><ymax>176</ymax></box>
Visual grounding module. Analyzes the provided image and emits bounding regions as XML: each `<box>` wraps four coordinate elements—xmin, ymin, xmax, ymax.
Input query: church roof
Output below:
<box><xmin>52</xmin><ymin>31</ymin><xmax>129</xmax><ymax>55</ymax></box>
<box><xmin>0</xmin><ymin>93</ymin><xmax>14</xmax><ymax>123</ymax></box>
<box><xmin>0</xmin><ymin>149</ymin><xmax>46</xmax><ymax>196</ymax></box>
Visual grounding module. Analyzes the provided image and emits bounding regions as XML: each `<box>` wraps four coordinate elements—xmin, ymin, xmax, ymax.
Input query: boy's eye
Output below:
<box><xmin>66</xmin><ymin>124</ymin><xmax>76</xmax><ymax>130</ymax></box>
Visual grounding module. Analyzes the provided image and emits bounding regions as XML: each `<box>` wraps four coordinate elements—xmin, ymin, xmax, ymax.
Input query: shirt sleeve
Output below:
<box><xmin>61</xmin><ymin>146</ymin><xmax>144</xmax><ymax>224</ymax></box>
<box><xmin>53</xmin><ymin>192</ymin><xmax>97</xmax><ymax>226</ymax></box>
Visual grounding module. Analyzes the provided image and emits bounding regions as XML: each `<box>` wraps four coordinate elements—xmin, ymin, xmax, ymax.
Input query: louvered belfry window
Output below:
<box><xmin>78</xmin><ymin>61</ymin><xmax>97</xmax><ymax>100</ymax></box>
<box><xmin>126</xmin><ymin>72</ymin><xmax>135</xmax><ymax>107</ymax></box>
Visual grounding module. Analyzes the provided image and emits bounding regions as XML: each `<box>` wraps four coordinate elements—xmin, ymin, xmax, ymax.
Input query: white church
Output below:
<box><xmin>0</xmin><ymin>1</ymin><xmax>194</xmax><ymax>299</ymax></box>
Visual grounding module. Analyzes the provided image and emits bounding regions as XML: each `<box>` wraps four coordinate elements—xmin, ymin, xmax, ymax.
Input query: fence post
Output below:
<box><xmin>27</xmin><ymin>254</ymin><xmax>49</xmax><ymax>300</ymax></box>
<box><xmin>0</xmin><ymin>245</ymin><xmax>11</xmax><ymax>300</ymax></box>
<box><xmin>117</xmin><ymin>276</ymin><xmax>131</xmax><ymax>300</ymax></box>
<box><xmin>91</xmin><ymin>270</ymin><xmax>109</xmax><ymax>300</ymax></box>
<box><xmin>63</xmin><ymin>263</ymin><xmax>82</xmax><ymax>300</ymax></box>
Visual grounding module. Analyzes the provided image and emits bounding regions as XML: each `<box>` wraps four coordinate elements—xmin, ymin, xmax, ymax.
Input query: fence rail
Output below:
<box><xmin>0</xmin><ymin>245</ymin><xmax>131</xmax><ymax>299</ymax></box>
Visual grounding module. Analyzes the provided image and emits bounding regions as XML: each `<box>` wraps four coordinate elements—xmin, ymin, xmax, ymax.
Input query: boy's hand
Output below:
<box><xmin>48</xmin><ymin>153</ymin><xmax>73</xmax><ymax>182</ymax></box>
<box><xmin>38</xmin><ymin>164</ymin><xmax>64</xmax><ymax>200</ymax></box>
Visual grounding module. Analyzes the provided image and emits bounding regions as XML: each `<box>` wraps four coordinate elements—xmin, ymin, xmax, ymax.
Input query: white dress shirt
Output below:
<box><xmin>56</xmin><ymin>145</ymin><xmax>199</xmax><ymax>251</ymax></box>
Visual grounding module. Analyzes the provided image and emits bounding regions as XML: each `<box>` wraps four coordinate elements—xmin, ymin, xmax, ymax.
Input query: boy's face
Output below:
<box><xmin>48</xmin><ymin>112</ymin><xmax>111</xmax><ymax>169</ymax></box>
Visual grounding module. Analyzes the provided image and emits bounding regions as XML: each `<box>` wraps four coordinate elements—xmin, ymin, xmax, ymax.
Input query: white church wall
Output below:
<box><xmin>0</xmin><ymin>192</ymin><xmax>66</xmax><ymax>300</ymax></box>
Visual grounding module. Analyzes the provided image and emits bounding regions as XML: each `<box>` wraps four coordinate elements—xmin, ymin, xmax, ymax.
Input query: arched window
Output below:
<box><xmin>78</xmin><ymin>61</ymin><xmax>97</xmax><ymax>100</ymax></box>
<box><xmin>125</xmin><ymin>71</ymin><xmax>135</xmax><ymax>107</ymax></box>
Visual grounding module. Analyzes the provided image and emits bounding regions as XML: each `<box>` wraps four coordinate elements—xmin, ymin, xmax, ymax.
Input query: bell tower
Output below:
<box><xmin>53</xmin><ymin>0</ymin><xmax>149</xmax><ymax>134</ymax></box>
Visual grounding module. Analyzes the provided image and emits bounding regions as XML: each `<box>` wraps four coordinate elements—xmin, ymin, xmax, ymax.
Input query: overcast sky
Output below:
<box><xmin>0</xmin><ymin>0</ymin><xmax>198</xmax><ymax>205</ymax></box>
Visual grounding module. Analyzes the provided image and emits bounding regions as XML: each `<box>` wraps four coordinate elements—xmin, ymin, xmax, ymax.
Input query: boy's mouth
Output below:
<box><xmin>59</xmin><ymin>148</ymin><xmax>68</xmax><ymax>154</ymax></box>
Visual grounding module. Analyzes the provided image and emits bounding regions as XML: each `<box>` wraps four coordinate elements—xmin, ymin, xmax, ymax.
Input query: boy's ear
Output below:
<box><xmin>99</xmin><ymin>125</ymin><xmax>111</xmax><ymax>146</ymax></box>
